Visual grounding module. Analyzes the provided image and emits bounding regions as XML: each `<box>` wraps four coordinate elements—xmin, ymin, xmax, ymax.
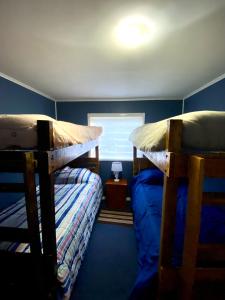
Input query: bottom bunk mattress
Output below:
<box><xmin>0</xmin><ymin>170</ymin><xmax>102</xmax><ymax>300</ymax></box>
<box><xmin>130</xmin><ymin>168</ymin><xmax>225</xmax><ymax>300</ymax></box>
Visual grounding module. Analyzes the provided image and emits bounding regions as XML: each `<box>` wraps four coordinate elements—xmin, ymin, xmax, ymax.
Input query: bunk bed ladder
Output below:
<box><xmin>180</xmin><ymin>155</ymin><xmax>225</xmax><ymax>299</ymax></box>
<box><xmin>157</xmin><ymin>120</ymin><xmax>183</xmax><ymax>298</ymax></box>
<box><xmin>0</xmin><ymin>152</ymin><xmax>43</xmax><ymax>297</ymax></box>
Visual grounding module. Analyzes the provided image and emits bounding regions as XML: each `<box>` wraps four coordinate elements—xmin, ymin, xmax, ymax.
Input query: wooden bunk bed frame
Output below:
<box><xmin>133</xmin><ymin>119</ymin><xmax>225</xmax><ymax>300</ymax></box>
<box><xmin>0</xmin><ymin>120</ymin><xmax>100</xmax><ymax>300</ymax></box>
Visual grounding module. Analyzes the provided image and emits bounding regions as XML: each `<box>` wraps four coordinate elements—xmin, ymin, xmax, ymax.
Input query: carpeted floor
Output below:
<box><xmin>70</xmin><ymin>222</ymin><xmax>138</xmax><ymax>300</ymax></box>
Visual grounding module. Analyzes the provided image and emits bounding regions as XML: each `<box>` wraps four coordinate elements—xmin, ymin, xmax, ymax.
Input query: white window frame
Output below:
<box><xmin>88</xmin><ymin>112</ymin><xmax>145</xmax><ymax>161</ymax></box>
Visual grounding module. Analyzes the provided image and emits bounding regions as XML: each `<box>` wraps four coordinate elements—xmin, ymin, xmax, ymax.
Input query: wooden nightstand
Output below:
<box><xmin>105</xmin><ymin>179</ymin><xmax>128</xmax><ymax>210</ymax></box>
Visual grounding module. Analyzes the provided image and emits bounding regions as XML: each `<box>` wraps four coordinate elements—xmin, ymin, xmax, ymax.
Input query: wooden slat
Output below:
<box><xmin>38</xmin><ymin>152</ymin><xmax>57</xmax><ymax>258</ymax></box>
<box><xmin>95</xmin><ymin>145</ymin><xmax>99</xmax><ymax>174</ymax></box>
<box><xmin>144</xmin><ymin>151</ymin><xmax>188</xmax><ymax>177</ymax></box>
<box><xmin>37</xmin><ymin>139</ymin><xmax>99</xmax><ymax>173</ymax></box>
<box><xmin>133</xmin><ymin>147</ymin><xmax>154</xmax><ymax>175</ymax></box>
<box><xmin>0</xmin><ymin>151</ymin><xmax>29</xmax><ymax>160</ymax></box>
<box><xmin>0</xmin><ymin>161</ymin><xmax>27</xmax><ymax>172</ymax></box>
<box><xmin>133</xmin><ymin>146</ymin><xmax>137</xmax><ymax>162</ymax></box>
<box><xmin>180</xmin><ymin>155</ymin><xmax>205</xmax><ymax>300</ymax></box>
<box><xmin>202</xmin><ymin>192</ymin><xmax>225</xmax><ymax>205</ymax></box>
<box><xmin>198</xmin><ymin>244</ymin><xmax>225</xmax><ymax>262</ymax></box>
<box><xmin>0</xmin><ymin>155</ymin><xmax>29</xmax><ymax>172</ymax></box>
<box><xmin>0</xmin><ymin>151</ymin><xmax>38</xmax><ymax>172</ymax></box>
<box><xmin>37</xmin><ymin>120</ymin><xmax>54</xmax><ymax>150</ymax></box>
<box><xmin>158</xmin><ymin>175</ymin><xmax>179</xmax><ymax>297</ymax></box>
<box><xmin>204</xmin><ymin>158</ymin><xmax>225</xmax><ymax>178</ymax></box>
<box><xmin>154</xmin><ymin>266</ymin><xmax>225</xmax><ymax>295</ymax></box>
<box><xmin>172</xmin><ymin>153</ymin><xmax>188</xmax><ymax>177</ymax></box>
<box><xmin>159</xmin><ymin>175</ymin><xmax>179</xmax><ymax>267</ymax></box>
<box><xmin>133</xmin><ymin>157</ymin><xmax>154</xmax><ymax>175</ymax></box>
<box><xmin>23</xmin><ymin>152</ymin><xmax>41</xmax><ymax>255</ymax></box>
<box><xmin>95</xmin><ymin>145</ymin><xmax>99</xmax><ymax>160</ymax></box>
<box><xmin>0</xmin><ymin>227</ymin><xmax>29</xmax><ymax>242</ymax></box>
<box><xmin>0</xmin><ymin>183</ymin><xmax>25</xmax><ymax>192</ymax></box>
<box><xmin>23</xmin><ymin>152</ymin><xmax>44</xmax><ymax>300</ymax></box>
<box><xmin>195</xmin><ymin>268</ymin><xmax>225</xmax><ymax>281</ymax></box>
<box><xmin>38</xmin><ymin>151</ymin><xmax>57</xmax><ymax>298</ymax></box>
<box><xmin>70</xmin><ymin>157</ymin><xmax>99</xmax><ymax>174</ymax></box>
<box><xmin>166</xmin><ymin>119</ymin><xmax>182</xmax><ymax>152</ymax></box>
<box><xmin>144</xmin><ymin>151</ymin><xmax>169</xmax><ymax>174</ymax></box>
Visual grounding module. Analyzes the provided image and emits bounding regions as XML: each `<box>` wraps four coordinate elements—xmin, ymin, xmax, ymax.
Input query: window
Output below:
<box><xmin>88</xmin><ymin>113</ymin><xmax>145</xmax><ymax>161</ymax></box>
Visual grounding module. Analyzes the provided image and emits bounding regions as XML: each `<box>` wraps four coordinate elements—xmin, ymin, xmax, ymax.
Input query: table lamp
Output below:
<box><xmin>111</xmin><ymin>161</ymin><xmax>122</xmax><ymax>182</ymax></box>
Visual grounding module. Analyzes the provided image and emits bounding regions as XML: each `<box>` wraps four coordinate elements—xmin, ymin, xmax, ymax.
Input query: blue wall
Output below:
<box><xmin>57</xmin><ymin>100</ymin><xmax>183</xmax><ymax>184</ymax></box>
<box><xmin>0</xmin><ymin>75</ymin><xmax>55</xmax><ymax>209</ymax></box>
<box><xmin>0</xmin><ymin>76</ymin><xmax>55</xmax><ymax>117</ymax></box>
<box><xmin>184</xmin><ymin>77</ymin><xmax>225</xmax><ymax>112</ymax></box>
<box><xmin>184</xmin><ymin>76</ymin><xmax>225</xmax><ymax>192</ymax></box>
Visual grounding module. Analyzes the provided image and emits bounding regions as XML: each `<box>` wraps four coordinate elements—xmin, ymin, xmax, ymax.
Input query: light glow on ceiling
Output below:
<box><xmin>114</xmin><ymin>16</ymin><xmax>155</xmax><ymax>48</ymax></box>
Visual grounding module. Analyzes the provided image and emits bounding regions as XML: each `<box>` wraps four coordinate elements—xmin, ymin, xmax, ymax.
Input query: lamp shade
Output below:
<box><xmin>111</xmin><ymin>161</ymin><xmax>123</xmax><ymax>172</ymax></box>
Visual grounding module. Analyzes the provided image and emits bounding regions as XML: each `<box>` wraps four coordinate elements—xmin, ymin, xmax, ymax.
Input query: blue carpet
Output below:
<box><xmin>70</xmin><ymin>222</ymin><xmax>138</xmax><ymax>300</ymax></box>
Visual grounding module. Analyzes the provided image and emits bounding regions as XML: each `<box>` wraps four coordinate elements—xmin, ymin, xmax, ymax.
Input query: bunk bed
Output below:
<box><xmin>129</xmin><ymin>111</ymin><xmax>225</xmax><ymax>300</ymax></box>
<box><xmin>0</xmin><ymin>114</ymin><xmax>103</xmax><ymax>300</ymax></box>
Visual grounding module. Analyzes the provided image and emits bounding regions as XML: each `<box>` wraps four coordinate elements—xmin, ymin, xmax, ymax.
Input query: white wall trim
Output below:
<box><xmin>182</xmin><ymin>99</ymin><xmax>185</xmax><ymax>114</ymax></box>
<box><xmin>54</xmin><ymin>101</ymin><xmax>58</xmax><ymax>119</ymax></box>
<box><xmin>0</xmin><ymin>72</ymin><xmax>55</xmax><ymax>101</ymax></box>
<box><xmin>183</xmin><ymin>72</ymin><xmax>225</xmax><ymax>100</ymax></box>
<box><xmin>56</xmin><ymin>97</ymin><xmax>182</xmax><ymax>102</ymax></box>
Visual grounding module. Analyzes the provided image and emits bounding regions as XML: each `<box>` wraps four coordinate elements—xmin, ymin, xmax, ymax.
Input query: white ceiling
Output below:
<box><xmin>0</xmin><ymin>0</ymin><xmax>225</xmax><ymax>101</ymax></box>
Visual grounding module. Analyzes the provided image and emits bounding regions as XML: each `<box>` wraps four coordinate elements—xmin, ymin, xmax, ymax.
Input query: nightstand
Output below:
<box><xmin>105</xmin><ymin>178</ymin><xmax>128</xmax><ymax>210</ymax></box>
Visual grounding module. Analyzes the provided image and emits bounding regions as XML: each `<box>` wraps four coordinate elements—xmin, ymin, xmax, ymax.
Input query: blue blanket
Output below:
<box><xmin>130</xmin><ymin>168</ymin><xmax>225</xmax><ymax>299</ymax></box>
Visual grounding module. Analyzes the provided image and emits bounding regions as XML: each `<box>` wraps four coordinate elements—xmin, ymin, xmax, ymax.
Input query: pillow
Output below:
<box><xmin>134</xmin><ymin>168</ymin><xmax>164</xmax><ymax>185</ymax></box>
<box><xmin>55</xmin><ymin>166</ymin><xmax>96</xmax><ymax>184</ymax></box>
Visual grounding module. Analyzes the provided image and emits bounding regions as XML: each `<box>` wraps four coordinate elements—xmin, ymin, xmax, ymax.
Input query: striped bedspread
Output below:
<box><xmin>0</xmin><ymin>173</ymin><xmax>102</xmax><ymax>300</ymax></box>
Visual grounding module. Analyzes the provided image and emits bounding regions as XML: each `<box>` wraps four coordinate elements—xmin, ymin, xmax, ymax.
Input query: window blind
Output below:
<box><xmin>88</xmin><ymin>113</ymin><xmax>145</xmax><ymax>160</ymax></box>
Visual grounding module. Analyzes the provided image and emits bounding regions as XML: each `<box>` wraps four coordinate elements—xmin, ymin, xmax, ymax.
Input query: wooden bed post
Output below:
<box><xmin>23</xmin><ymin>152</ymin><xmax>41</xmax><ymax>255</ymax></box>
<box><xmin>23</xmin><ymin>152</ymin><xmax>43</xmax><ymax>296</ymax></box>
<box><xmin>133</xmin><ymin>147</ymin><xmax>137</xmax><ymax>175</ymax></box>
<box><xmin>37</xmin><ymin>120</ymin><xmax>54</xmax><ymax>150</ymax></box>
<box><xmin>95</xmin><ymin>146</ymin><xmax>100</xmax><ymax>174</ymax></box>
<box><xmin>38</xmin><ymin>152</ymin><xmax>57</xmax><ymax>299</ymax></box>
<box><xmin>158</xmin><ymin>119</ymin><xmax>182</xmax><ymax>298</ymax></box>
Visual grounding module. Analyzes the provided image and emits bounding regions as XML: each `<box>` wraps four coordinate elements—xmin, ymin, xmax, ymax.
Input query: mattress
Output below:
<box><xmin>0</xmin><ymin>172</ymin><xmax>102</xmax><ymax>300</ymax></box>
<box><xmin>0</xmin><ymin>114</ymin><xmax>102</xmax><ymax>149</ymax></box>
<box><xmin>129</xmin><ymin>168</ymin><xmax>225</xmax><ymax>299</ymax></box>
<box><xmin>129</xmin><ymin>111</ymin><xmax>225</xmax><ymax>152</ymax></box>
<box><xmin>55</xmin><ymin>166</ymin><xmax>99</xmax><ymax>185</ymax></box>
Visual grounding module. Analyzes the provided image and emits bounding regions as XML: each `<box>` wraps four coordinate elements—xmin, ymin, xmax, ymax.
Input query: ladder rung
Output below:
<box><xmin>198</xmin><ymin>244</ymin><xmax>225</xmax><ymax>262</ymax></box>
<box><xmin>158</xmin><ymin>266</ymin><xmax>225</xmax><ymax>289</ymax></box>
<box><xmin>0</xmin><ymin>227</ymin><xmax>30</xmax><ymax>243</ymax></box>
<box><xmin>204</xmin><ymin>158</ymin><xmax>225</xmax><ymax>178</ymax></box>
<box><xmin>202</xmin><ymin>192</ymin><xmax>225</xmax><ymax>205</ymax></box>
<box><xmin>0</xmin><ymin>183</ymin><xmax>25</xmax><ymax>193</ymax></box>
<box><xmin>195</xmin><ymin>267</ymin><xmax>225</xmax><ymax>281</ymax></box>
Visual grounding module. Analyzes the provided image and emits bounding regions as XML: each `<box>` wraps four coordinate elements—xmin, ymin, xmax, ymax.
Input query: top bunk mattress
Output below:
<box><xmin>129</xmin><ymin>111</ymin><xmax>225</xmax><ymax>152</ymax></box>
<box><xmin>0</xmin><ymin>114</ymin><xmax>102</xmax><ymax>150</ymax></box>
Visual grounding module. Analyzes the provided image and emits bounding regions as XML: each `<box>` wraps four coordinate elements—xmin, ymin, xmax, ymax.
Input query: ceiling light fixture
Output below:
<box><xmin>114</xmin><ymin>16</ymin><xmax>155</xmax><ymax>48</ymax></box>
